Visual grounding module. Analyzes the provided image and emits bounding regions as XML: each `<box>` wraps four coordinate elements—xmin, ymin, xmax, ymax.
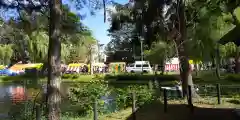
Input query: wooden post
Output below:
<box><xmin>132</xmin><ymin>92</ymin><xmax>136</xmax><ymax>120</ymax></box>
<box><xmin>187</xmin><ymin>85</ymin><xmax>194</xmax><ymax>112</ymax></box>
<box><xmin>36</xmin><ymin>104</ymin><xmax>40</xmax><ymax>120</ymax></box>
<box><xmin>93</xmin><ymin>99</ymin><xmax>98</xmax><ymax>120</ymax></box>
<box><xmin>216</xmin><ymin>84</ymin><xmax>221</xmax><ymax>104</ymax></box>
<box><xmin>148</xmin><ymin>80</ymin><xmax>153</xmax><ymax>90</ymax></box>
<box><xmin>163</xmin><ymin>89</ymin><xmax>168</xmax><ymax>113</ymax></box>
<box><xmin>154</xmin><ymin>79</ymin><xmax>159</xmax><ymax>89</ymax></box>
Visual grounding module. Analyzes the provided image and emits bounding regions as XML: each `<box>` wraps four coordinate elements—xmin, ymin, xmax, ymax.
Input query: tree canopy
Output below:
<box><xmin>0</xmin><ymin>1</ymin><xmax>98</xmax><ymax>64</ymax></box>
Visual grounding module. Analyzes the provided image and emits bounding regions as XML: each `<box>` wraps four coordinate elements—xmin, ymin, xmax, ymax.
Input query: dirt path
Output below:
<box><xmin>126</xmin><ymin>101</ymin><xmax>239</xmax><ymax>120</ymax></box>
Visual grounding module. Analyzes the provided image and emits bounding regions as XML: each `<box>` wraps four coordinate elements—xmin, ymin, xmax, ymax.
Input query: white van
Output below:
<box><xmin>126</xmin><ymin>61</ymin><xmax>152</xmax><ymax>73</ymax></box>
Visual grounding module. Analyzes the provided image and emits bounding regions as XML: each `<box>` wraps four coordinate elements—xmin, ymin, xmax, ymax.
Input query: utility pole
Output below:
<box><xmin>97</xmin><ymin>41</ymin><xmax>100</xmax><ymax>63</ymax></box>
<box><xmin>90</xmin><ymin>45</ymin><xmax>94</xmax><ymax>75</ymax></box>
<box><xmin>140</xmin><ymin>37</ymin><xmax>144</xmax><ymax>72</ymax></box>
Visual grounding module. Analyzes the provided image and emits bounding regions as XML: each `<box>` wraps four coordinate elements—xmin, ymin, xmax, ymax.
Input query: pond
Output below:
<box><xmin>0</xmin><ymin>82</ymin><xmax>72</xmax><ymax>119</ymax></box>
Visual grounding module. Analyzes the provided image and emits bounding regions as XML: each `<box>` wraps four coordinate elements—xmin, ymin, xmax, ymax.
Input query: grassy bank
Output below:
<box><xmin>0</xmin><ymin>74</ymin><xmax>102</xmax><ymax>83</ymax></box>
<box><xmin>1</xmin><ymin>71</ymin><xmax>240</xmax><ymax>85</ymax></box>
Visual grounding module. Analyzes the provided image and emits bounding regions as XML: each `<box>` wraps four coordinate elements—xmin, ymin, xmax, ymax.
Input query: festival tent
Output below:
<box><xmin>165</xmin><ymin>58</ymin><xmax>201</xmax><ymax>71</ymax></box>
<box><xmin>9</xmin><ymin>63</ymin><xmax>43</xmax><ymax>72</ymax></box>
<box><xmin>66</xmin><ymin>63</ymin><xmax>106</xmax><ymax>73</ymax></box>
<box><xmin>66</xmin><ymin>63</ymin><xmax>88</xmax><ymax>73</ymax></box>
<box><xmin>165</xmin><ymin>58</ymin><xmax>180</xmax><ymax>71</ymax></box>
<box><xmin>0</xmin><ymin>63</ymin><xmax>43</xmax><ymax>76</ymax></box>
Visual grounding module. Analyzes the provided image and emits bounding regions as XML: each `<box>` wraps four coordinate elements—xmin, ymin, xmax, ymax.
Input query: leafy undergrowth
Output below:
<box><xmin>69</xmin><ymin>108</ymin><xmax>132</xmax><ymax>120</ymax></box>
<box><xmin>57</xmin><ymin>97</ymin><xmax>240</xmax><ymax>120</ymax></box>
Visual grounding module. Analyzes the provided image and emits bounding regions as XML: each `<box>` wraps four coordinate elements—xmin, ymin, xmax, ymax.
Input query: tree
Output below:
<box><xmin>46</xmin><ymin>0</ymin><xmax>62</xmax><ymax>119</ymax></box>
<box><xmin>108</xmin><ymin>0</ymin><xmax>197</xmax><ymax>97</ymax></box>
<box><xmin>0</xmin><ymin>1</ymin><xmax>107</xmax><ymax>120</ymax></box>
<box><xmin>144</xmin><ymin>41</ymin><xmax>174</xmax><ymax>74</ymax></box>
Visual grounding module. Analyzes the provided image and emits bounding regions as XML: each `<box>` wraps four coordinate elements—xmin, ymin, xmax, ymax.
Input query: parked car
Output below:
<box><xmin>126</xmin><ymin>61</ymin><xmax>152</xmax><ymax>73</ymax></box>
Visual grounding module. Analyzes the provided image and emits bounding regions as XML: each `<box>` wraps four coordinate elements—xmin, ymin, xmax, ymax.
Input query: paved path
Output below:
<box><xmin>234</xmin><ymin>109</ymin><xmax>240</xmax><ymax>119</ymax></box>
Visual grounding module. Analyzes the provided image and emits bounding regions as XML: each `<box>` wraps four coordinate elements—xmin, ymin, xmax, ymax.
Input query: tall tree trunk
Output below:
<box><xmin>160</xmin><ymin>60</ymin><xmax>165</xmax><ymax>75</ymax></box>
<box><xmin>177</xmin><ymin>0</ymin><xmax>197</xmax><ymax>98</ymax></box>
<box><xmin>47</xmin><ymin>0</ymin><xmax>62</xmax><ymax>120</ymax></box>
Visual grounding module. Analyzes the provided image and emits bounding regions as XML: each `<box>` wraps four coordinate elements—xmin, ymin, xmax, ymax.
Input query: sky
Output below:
<box><xmin>67</xmin><ymin>0</ymin><xmax>129</xmax><ymax>45</ymax></box>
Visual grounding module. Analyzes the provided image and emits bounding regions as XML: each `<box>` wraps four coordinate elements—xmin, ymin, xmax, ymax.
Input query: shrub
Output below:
<box><xmin>224</xmin><ymin>74</ymin><xmax>240</xmax><ymax>83</ymax></box>
<box><xmin>68</xmin><ymin>82</ymin><xmax>109</xmax><ymax>116</ymax></box>
<box><xmin>106</xmin><ymin>85</ymin><xmax>154</xmax><ymax>110</ymax></box>
<box><xmin>105</xmin><ymin>74</ymin><xmax>179</xmax><ymax>81</ymax></box>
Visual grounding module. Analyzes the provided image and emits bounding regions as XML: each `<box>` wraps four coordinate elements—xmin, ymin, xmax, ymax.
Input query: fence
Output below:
<box><xmin>4</xmin><ymin>82</ymin><xmax>240</xmax><ymax>120</ymax></box>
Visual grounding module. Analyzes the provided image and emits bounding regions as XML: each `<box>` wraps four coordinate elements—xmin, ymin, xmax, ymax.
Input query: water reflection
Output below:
<box><xmin>0</xmin><ymin>84</ymin><xmax>27</xmax><ymax>119</ymax></box>
<box><xmin>0</xmin><ymin>84</ymin><xmax>26</xmax><ymax>102</ymax></box>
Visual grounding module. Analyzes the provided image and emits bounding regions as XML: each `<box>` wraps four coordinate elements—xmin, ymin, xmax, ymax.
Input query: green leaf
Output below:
<box><xmin>233</xmin><ymin>7</ymin><xmax>240</xmax><ymax>24</ymax></box>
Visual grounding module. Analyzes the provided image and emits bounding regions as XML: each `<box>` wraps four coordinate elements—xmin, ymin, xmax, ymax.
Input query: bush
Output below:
<box><xmin>113</xmin><ymin>85</ymin><xmax>154</xmax><ymax>108</ymax></box>
<box><xmin>67</xmin><ymin>82</ymin><xmax>154</xmax><ymax>116</ymax></box>
<box><xmin>224</xmin><ymin>74</ymin><xmax>240</xmax><ymax>83</ymax></box>
<box><xmin>105</xmin><ymin>74</ymin><xmax>179</xmax><ymax>81</ymax></box>
<box><xmin>68</xmin><ymin>82</ymin><xmax>109</xmax><ymax>116</ymax></box>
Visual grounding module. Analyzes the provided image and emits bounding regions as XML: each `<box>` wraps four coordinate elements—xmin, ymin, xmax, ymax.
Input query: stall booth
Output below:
<box><xmin>66</xmin><ymin>63</ymin><xmax>107</xmax><ymax>73</ymax></box>
<box><xmin>66</xmin><ymin>63</ymin><xmax>88</xmax><ymax>73</ymax></box>
<box><xmin>109</xmin><ymin>62</ymin><xmax>126</xmax><ymax>73</ymax></box>
<box><xmin>165</xmin><ymin>58</ymin><xmax>199</xmax><ymax>71</ymax></box>
<box><xmin>93</xmin><ymin>63</ymin><xmax>105</xmax><ymax>73</ymax></box>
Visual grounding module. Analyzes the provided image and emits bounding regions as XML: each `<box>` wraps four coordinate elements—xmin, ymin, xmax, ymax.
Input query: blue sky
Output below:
<box><xmin>69</xmin><ymin>0</ymin><xmax>129</xmax><ymax>45</ymax></box>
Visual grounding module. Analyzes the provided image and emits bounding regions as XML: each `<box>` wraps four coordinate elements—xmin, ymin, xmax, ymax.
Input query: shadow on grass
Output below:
<box><xmin>126</xmin><ymin>100</ymin><xmax>239</xmax><ymax>120</ymax></box>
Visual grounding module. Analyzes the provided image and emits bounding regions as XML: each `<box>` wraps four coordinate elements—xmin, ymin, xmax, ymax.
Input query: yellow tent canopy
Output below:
<box><xmin>9</xmin><ymin>63</ymin><xmax>43</xmax><ymax>70</ymax></box>
<box><xmin>189</xmin><ymin>60</ymin><xmax>202</xmax><ymax>64</ymax></box>
<box><xmin>93</xmin><ymin>63</ymin><xmax>105</xmax><ymax>67</ymax></box>
<box><xmin>0</xmin><ymin>65</ymin><xmax>5</xmax><ymax>69</ymax></box>
<box><xmin>68</xmin><ymin>63</ymin><xmax>86</xmax><ymax>67</ymax></box>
